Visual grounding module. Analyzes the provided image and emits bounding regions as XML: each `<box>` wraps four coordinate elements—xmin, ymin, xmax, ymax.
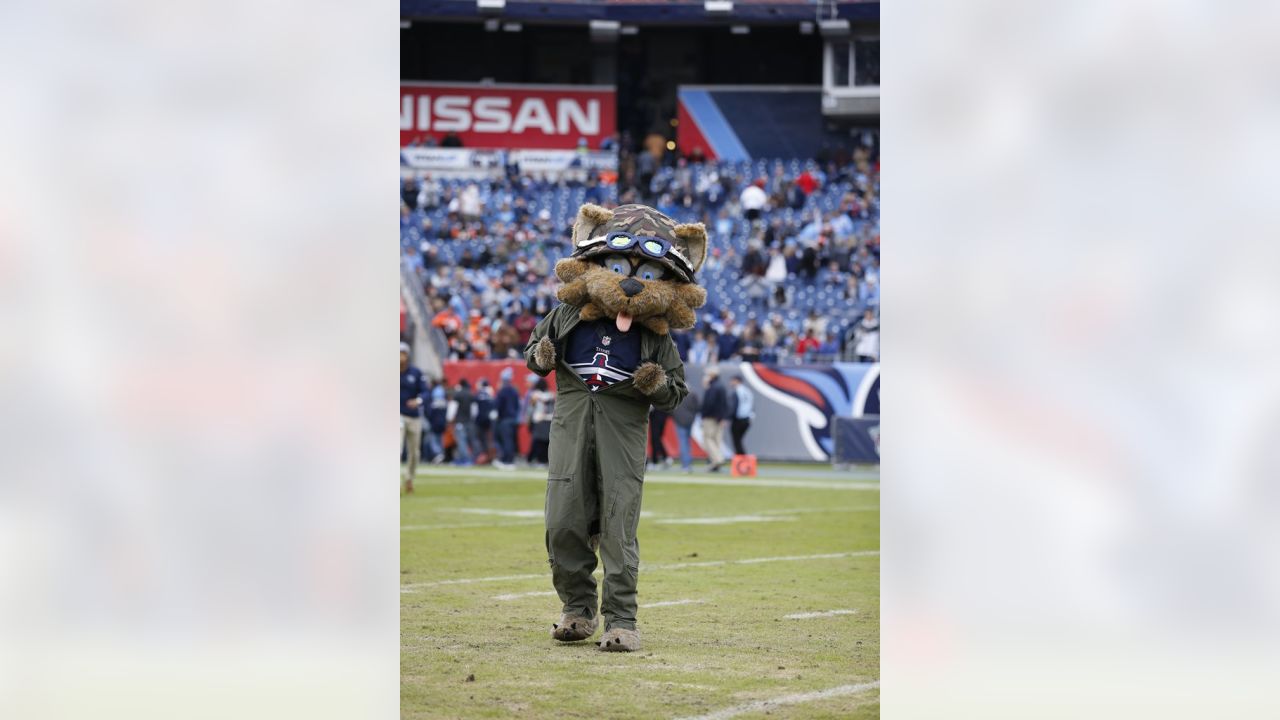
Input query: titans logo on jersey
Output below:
<box><xmin>565</xmin><ymin>320</ymin><xmax>640</xmax><ymax>391</ymax></box>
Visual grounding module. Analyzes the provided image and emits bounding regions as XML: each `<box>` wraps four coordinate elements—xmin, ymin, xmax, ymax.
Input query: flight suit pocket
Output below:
<box><xmin>545</xmin><ymin>476</ymin><xmax>579</xmax><ymax>530</ymax></box>
<box><xmin>608</xmin><ymin>473</ymin><xmax>644</xmax><ymax>546</ymax></box>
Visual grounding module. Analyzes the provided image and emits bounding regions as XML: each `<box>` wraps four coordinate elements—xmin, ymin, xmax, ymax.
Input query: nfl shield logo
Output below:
<box><xmin>602</xmin><ymin>335</ymin><xmax>612</xmax><ymax>346</ymax></box>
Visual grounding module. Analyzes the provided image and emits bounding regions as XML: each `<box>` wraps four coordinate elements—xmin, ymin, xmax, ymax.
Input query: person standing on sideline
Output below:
<box><xmin>494</xmin><ymin>368</ymin><xmax>521</xmax><ymax>470</ymax></box>
<box><xmin>649</xmin><ymin>409</ymin><xmax>671</xmax><ymax>470</ymax></box>
<box><xmin>671</xmin><ymin>386</ymin><xmax>701</xmax><ymax>473</ymax></box>
<box><xmin>521</xmin><ymin>372</ymin><xmax>540</xmax><ymax>464</ymax></box>
<box><xmin>474</xmin><ymin>378</ymin><xmax>496</xmax><ymax>463</ymax></box>
<box><xmin>451</xmin><ymin>379</ymin><xmax>475</xmax><ymax>466</ymax></box>
<box><xmin>528</xmin><ymin>378</ymin><xmax>554</xmax><ymax>466</ymax></box>
<box><xmin>400</xmin><ymin>342</ymin><xmax>427</xmax><ymax>493</ymax></box>
<box><xmin>699</xmin><ymin>367</ymin><xmax>730</xmax><ymax>472</ymax></box>
<box><xmin>425</xmin><ymin>384</ymin><xmax>447</xmax><ymax>464</ymax></box>
<box><xmin>728</xmin><ymin>375</ymin><xmax>754</xmax><ymax>455</ymax></box>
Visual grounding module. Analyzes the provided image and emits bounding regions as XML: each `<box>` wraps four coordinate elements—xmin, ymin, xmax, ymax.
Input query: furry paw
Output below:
<box><xmin>552</xmin><ymin>612</ymin><xmax>599</xmax><ymax>642</ymax></box>
<box><xmin>632</xmin><ymin>362</ymin><xmax>666</xmax><ymax>395</ymax></box>
<box><xmin>597</xmin><ymin>628</ymin><xmax>641</xmax><ymax>652</ymax></box>
<box><xmin>533</xmin><ymin>336</ymin><xmax>556</xmax><ymax>372</ymax></box>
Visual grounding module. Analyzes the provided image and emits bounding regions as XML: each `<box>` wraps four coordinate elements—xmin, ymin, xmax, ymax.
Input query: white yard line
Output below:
<box><xmin>491</xmin><ymin>590</ymin><xmax>559</xmax><ymax>601</ymax></box>
<box><xmin>640</xmin><ymin>599</ymin><xmax>705</xmax><ymax>608</ymax></box>
<box><xmin>403</xmin><ymin>572</ymin><xmax>547</xmax><ymax>589</ymax></box>
<box><xmin>402</xmin><ymin>506</ymin><xmax>876</xmax><ymax>531</ymax></box>
<box><xmin>672</xmin><ymin>681</ymin><xmax>880</xmax><ymax>720</ymax></box>
<box><xmin>401</xmin><ymin>520</ymin><xmax>542</xmax><ymax>531</ymax></box>
<box><xmin>654</xmin><ymin>515</ymin><xmax>796</xmax><ymax>525</ymax></box>
<box><xmin>454</xmin><ymin>508</ymin><xmax>544</xmax><ymax>518</ymax></box>
<box><xmin>783</xmin><ymin>609</ymin><xmax>858</xmax><ymax>619</ymax></box>
<box><xmin>403</xmin><ymin>550</ymin><xmax>879</xmax><ymax>592</ymax></box>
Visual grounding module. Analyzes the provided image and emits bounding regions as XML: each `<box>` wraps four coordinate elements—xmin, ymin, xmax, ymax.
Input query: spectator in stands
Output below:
<box><xmin>859</xmin><ymin>274</ymin><xmax>880</xmax><ymax>309</ymax></box>
<box><xmin>417</xmin><ymin>174</ymin><xmax>442</xmax><ymax>210</ymax></box>
<box><xmin>494</xmin><ymin>368</ymin><xmax>520</xmax><ymax>470</ymax></box>
<box><xmin>490</xmin><ymin>317</ymin><xmax>520</xmax><ymax>360</ymax></box>
<box><xmin>803</xmin><ymin>309</ymin><xmax>828</xmax><ymax>339</ymax></box>
<box><xmin>715</xmin><ymin>323</ymin><xmax>741</xmax><ymax>361</ymax></box>
<box><xmin>441</xmin><ymin>131</ymin><xmax>463</xmax><ymax>147</ymax></box>
<box><xmin>728</xmin><ymin>376</ymin><xmax>754</xmax><ymax>456</ymax></box>
<box><xmin>432</xmin><ymin>300</ymin><xmax>463</xmax><ymax>337</ymax></box>
<box><xmin>401</xmin><ymin>177</ymin><xmax>420</xmax><ymax>211</ymax></box>
<box><xmin>817</xmin><ymin>330</ymin><xmax>841</xmax><ymax>359</ymax></box>
<box><xmin>689</xmin><ymin>330</ymin><xmax>712</xmax><ymax>365</ymax></box>
<box><xmin>739</xmin><ymin>321</ymin><xmax>763</xmax><ymax>362</ymax></box>
<box><xmin>740</xmin><ymin>179</ymin><xmax>768</xmax><ymax>222</ymax></box>
<box><xmin>796</xmin><ymin>329</ymin><xmax>821</xmax><ymax>360</ymax></box>
<box><xmin>700</xmin><ymin>367</ymin><xmax>730</xmax><ymax>473</ymax></box>
<box><xmin>795</xmin><ymin>167</ymin><xmax>820</xmax><ymax>196</ymax></box>
<box><xmin>513</xmin><ymin>305</ymin><xmax>538</xmax><ymax>348</ymax></box>
<box><xmin>850</xmin><ymin>308</ymin><xmax>880</xmax><ymax>362</ymax></box>
<box><xmin>459</xmin><ymin>183</ymin><xmax>483</xmax><ymax>222</ymax></box>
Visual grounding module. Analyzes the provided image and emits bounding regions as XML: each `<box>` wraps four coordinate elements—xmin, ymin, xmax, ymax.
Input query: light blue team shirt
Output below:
<box><xmin>734</xmin><ymin>383</ymin><xmax>754</xmax><ymax>420</ymax></box>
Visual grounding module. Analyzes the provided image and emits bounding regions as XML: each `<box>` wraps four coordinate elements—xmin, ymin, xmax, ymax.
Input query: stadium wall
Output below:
<box><xmin>443</xmin><ymin>360</ymin><xmax>880</xmax><ymax>463</ymax></box>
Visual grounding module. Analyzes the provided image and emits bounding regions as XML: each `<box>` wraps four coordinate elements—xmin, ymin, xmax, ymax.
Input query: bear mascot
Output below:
<box><xmin>524</xmin><ymin>203</ymin><xmax>708</xmax><ymax>651</ymax></box>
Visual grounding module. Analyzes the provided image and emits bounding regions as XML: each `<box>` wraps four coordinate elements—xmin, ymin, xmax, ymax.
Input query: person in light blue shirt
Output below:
<box><xmin>728</xmin><ymin>375</ymin><xmax>754</xmax><ymax>456</ymax></box>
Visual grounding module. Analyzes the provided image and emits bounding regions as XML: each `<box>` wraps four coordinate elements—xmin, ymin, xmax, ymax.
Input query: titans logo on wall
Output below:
<box><xmin>739</xmin><ymin>363</ymin><xmax>880</xmax><ymax>460</ymax></box>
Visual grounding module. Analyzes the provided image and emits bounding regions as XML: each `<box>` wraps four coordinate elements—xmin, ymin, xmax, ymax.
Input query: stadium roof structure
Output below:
<box><xmin>401</xmin><ymin>0</ymin><xmax>879</xmax><ymax>24</ymax></box>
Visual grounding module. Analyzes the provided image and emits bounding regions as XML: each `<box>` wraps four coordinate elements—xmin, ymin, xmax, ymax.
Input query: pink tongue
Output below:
<box><xmin>615</xmin><ymin>311</ymin><xmax>633</xmax><ymax>332</ymax></box>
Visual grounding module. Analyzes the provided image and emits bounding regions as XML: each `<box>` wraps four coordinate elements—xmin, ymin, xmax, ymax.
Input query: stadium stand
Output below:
<box><xmin>400</xmin><ymin>141</ymin><xmax>878</xmax><ymax>364</ymax></box>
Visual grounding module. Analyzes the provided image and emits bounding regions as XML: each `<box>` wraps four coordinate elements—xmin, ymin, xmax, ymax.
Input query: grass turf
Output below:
<box><xmin>401</xmin><ymin>463</ymin><xmax>879</xmax><ymax>719</ymax></box>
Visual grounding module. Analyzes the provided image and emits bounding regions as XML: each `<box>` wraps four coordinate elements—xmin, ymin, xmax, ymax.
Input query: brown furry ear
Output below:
<box><xmin>555</xmin><ymin>258</ymin><xmax>592</xmax><ymax>283</ymax></box>
<box><xmin>571</xmin><ymin>204</ymin><xmax>615</xmax><ymax>247</ymax></box>
<box><xmin>672</xmin><ymin>222</ymin><xmax>708</xmax><ymax>273</ymax></box>
<box><xmin>676</xmin><ymin>283</ymin><xmax>708</xmax><ymax>309</ymax></box>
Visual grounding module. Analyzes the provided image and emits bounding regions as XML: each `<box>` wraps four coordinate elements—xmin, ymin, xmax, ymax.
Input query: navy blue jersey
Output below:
<box><xmin>565</xmin><ymin>319</ymin><xmax>641</xmax><ymax>392</ymax></box>
<box><xmin>400</xmin><ymin>366</ymin><xmax>426</xmax><ymax>417</ymax></box>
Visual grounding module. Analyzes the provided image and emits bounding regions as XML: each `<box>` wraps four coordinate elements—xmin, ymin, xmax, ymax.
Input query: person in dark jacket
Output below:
<box><xmin>649</xmin><ymin>408</ymin><xmax>671</xmax><ymax>469</ymax></box>
<box><xmin>671</xmin><ymin>388</ymin><xmax>701</xmax><ymax>473</ymax></box>
<box><xmin>400</xmin><ymin>342</ymin><xmax>426</xmax><ymax>493</ymax></box>
<box><xmin>451</xmin><ymin>379</ymin><xmax>474</xmax><ymax>466</ymax></box>
<box><xmin>425</xmin><ymin>385</ymin><xmax>447</xmax><ymax>464</ymax></box>
<box><xmin>474</xmin><ymin>379</ymin><xmax>496</xmax><ymax>464</ymax></box>
<box><xmin>494</xmin><ymin>368</ymin><xmax>521</xmax><ymax>469</ymax></box>
<box><xmin>699</xmin><ymin>367</ymin><xmax>730</xmax><ymax>472</ymax></box>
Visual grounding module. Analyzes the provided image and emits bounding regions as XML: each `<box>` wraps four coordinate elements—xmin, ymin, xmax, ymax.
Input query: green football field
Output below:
<box><xmin>401</xmin><ymin>462</ymin><xmax>880</xmax><ymax>719</ymax></box>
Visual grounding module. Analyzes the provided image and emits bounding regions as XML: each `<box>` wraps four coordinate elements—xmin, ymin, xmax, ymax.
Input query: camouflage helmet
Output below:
<box><xmin>568</xmin><ymin>204</ymin><xmax>709</xmax><ymax>283</ymax></box>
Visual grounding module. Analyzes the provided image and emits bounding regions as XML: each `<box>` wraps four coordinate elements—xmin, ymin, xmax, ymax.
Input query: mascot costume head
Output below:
<box><xmin>553</xmin><ymin>203</ymin><xmax>709</xmax><ymax>335</ymax></box>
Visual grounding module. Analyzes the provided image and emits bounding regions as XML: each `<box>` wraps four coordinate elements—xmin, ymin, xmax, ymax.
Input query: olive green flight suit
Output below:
<box><xmin>525</xmin><ymin>302</ymin><xmax>689</xmax><ymax>631</ymax></box>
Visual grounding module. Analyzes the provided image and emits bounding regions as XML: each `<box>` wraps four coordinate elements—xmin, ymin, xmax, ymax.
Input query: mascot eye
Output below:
<box><xmin>636</xmin><ymin>262</ymin><xmax>667</xmax><ymax>281</ymax></box>
<box><xmin>603</xmin><ymin>255</ymin><xmax>632</xmax><ymax>275</ymax></box>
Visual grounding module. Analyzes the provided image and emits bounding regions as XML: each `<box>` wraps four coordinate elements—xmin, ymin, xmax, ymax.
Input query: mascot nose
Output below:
<box><xmin>619</xmin><ymin>277</ymin><xmax>644</xmax><ymax>297</ymax></box>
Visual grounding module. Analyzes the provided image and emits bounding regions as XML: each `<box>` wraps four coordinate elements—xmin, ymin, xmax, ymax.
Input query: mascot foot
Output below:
<box><xmin>551</xmin><ymin>612</ymin><xmax>598</xmax><ymax>642</ymax></box>
<box><xmin>533</xmin><ymin>336</ymin><xmax>556</xmax><ymax>372</ymax></box>
<box><xmin>597</xmin><ymin>627</ymin><xmax>641</xmax><ymax>652</ymax></box>
<box><xmin>632</xmin><ymin>362</ymin><xmax>666</xmax><ymax>395</ymax></box>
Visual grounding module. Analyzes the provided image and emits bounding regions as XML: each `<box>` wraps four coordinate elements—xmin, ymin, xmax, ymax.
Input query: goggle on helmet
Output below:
<box><xmin>574</xmin><ymin>231</ymin><xmax>695</xmax><ymax>282</ymax></box>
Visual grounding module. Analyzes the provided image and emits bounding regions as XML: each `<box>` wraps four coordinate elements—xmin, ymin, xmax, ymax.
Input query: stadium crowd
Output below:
<box><xmin>400</xmin><ymin>140</ymin><xmax>879</xmax><ymax>365</ymax></box>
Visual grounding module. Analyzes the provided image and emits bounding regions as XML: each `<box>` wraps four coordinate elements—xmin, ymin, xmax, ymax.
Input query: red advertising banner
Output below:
<box><xmin>401</xmin><ymin>82</ymin><xmax>616</xmax><ymax>150</ymax></box>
